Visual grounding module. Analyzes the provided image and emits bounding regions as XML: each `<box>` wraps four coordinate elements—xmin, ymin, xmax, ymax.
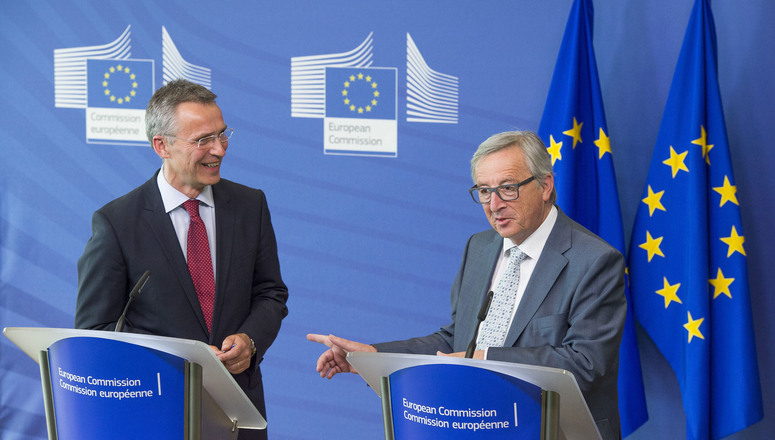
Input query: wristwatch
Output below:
<box><xmin>249</xmin><ymin>338</ymin><xmax>256</xmax><ymax>357</ymax></box>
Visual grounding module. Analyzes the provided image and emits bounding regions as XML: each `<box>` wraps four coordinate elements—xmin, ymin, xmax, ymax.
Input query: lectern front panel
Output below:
<box><xmin>47</xmin><ymin>337</ymin><xmax>187</xmax><ymax>439</ymax></box>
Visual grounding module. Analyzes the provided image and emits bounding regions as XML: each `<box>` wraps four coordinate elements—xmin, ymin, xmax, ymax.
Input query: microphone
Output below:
<box><xmin>114</xmin><ymin>270</ymin><xmax>151</xmax><ymax>332</ymax></box>
<box><xmin>465</xmin><ymin>290</ymin><xmax>494</xmax><ymax>358</ymax></box>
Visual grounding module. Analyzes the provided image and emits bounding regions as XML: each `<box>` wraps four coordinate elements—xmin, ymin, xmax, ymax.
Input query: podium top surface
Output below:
<box><xmin>3</xmin><ymin>327</ymin><xmax>265</xmax><ymax>429</ymax></box>
<box><xmin>347</xmin><ymin>351</ymin><xmax>601</xmax><ymax>440</ymax></box>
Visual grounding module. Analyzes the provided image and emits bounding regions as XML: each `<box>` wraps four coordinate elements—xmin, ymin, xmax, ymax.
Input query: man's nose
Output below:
<box><xmin>209</xmin><ymin>137</ymin><xmax>227</xmax><ymax>155</ymax></box>
<box><xmin>488</xmin><ymin>192</ymin><xmax>506</xmax><ymax>210</ymax></box>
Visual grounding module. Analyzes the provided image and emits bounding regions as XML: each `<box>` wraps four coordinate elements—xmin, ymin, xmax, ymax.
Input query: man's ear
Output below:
<box><xmin>541</xmin><ymin>174</ymin><xmax>555</xmax><ymax>202</ymax></box>
<box><xmin>152</xmin><ymin>135</ymin><xmax>171</xmax><ymax>159</ymax></box>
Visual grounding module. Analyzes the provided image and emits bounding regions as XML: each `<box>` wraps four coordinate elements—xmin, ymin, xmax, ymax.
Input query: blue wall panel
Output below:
<box><xmin>1</xmin><ymin>1</ymin><xmax>773</xmax><ymax>439</ymax></box>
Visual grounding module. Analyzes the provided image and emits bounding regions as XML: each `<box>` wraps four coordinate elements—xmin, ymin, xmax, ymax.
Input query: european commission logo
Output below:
<box><xmin>54</xmin><ymin>25</ymin><xmax>211</xmax><ymax>147</ymax></box>
<box><xmin>291</xmin><ymin>32</ymin><xmax>459</xmax><ymax>157</ymax></box>
<box><xmin>324</xmin><ymin>67</ymin><xmax>397</xmax><ymax>157</ymax></box>
<box><xmin>85</xmin><ymin>59</ymin><xmax>154</xmax><ymax>145</ymax></box>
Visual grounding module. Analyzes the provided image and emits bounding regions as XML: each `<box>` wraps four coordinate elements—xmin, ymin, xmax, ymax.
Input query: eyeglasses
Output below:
<box><xmin>166</xmin><ymin>127</ymin><xmax>234</xmax><ymax>149</ymax></box>
<box><xmin>469</xmin><ymin>176</ymin><xmax>536</xmax><ymax>204</ymax></box>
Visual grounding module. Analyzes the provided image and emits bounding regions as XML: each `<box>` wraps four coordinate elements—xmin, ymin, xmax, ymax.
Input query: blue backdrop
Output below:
<box><xmin>1</xmin><ymin>1</ymin><xmax>773</xmax><ymax>439</ymax></box>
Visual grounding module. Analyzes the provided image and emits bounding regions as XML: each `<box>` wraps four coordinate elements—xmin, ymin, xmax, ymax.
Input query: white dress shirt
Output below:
<box><xmin>156</xmin><ymin>167</ymin><xmax>217</xmax><ymax>278</ymax></box>
<box><xmin>483</xmin><ymin>205</ymin><xmax>557</xmax><ymax>355</ymax></box>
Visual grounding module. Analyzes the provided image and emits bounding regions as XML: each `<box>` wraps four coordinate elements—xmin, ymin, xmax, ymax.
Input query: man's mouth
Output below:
<box><xmin>203</xmin><ymin>162</ymin><xmax>220</xmax><ymax>168</ymax></box>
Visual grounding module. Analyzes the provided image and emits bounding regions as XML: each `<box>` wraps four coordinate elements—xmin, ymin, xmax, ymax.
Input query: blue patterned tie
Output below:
<box><xmin>476</xmin><ymin>247</ymin><xmax>527</xmax><ymax>350</ymax></box>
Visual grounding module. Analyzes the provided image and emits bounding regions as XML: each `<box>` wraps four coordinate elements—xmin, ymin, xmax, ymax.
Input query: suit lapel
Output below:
<box><xmin>503</xmin><ymin>209</ymin><xmax>572</xmax><ymax>346</ymax></box>
<box><xmin>458</xmin><ymin>233</ymin><xmax>502</xmax><ymax>350</ymax></box>
<box><xmin>211</xmin><ymin>182</ymin><xmax>235</xmax><ymax>336</ymax></box>
<box><xmin>141</xmin><ymin>173</ymin><xmax>211</xmax><ymax>338</ymax></box>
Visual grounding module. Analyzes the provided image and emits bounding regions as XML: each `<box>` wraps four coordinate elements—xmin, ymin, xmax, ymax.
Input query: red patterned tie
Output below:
<box><xmin>183</xmin><ymin>199</ymin><xmax>215</xmax><ymax>332</ymax></box>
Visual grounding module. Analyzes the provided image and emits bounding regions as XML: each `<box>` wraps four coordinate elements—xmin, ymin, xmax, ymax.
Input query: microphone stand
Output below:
<box><xmin>465</xmin><ymin>291</ymin><xmax>493</xmax><ymax>358</ymax></box>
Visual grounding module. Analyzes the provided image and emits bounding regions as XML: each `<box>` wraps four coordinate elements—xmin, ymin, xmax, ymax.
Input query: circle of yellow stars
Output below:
<box><xmin>102</xmin><ymin>64</ymin><xmax>138</xmax><ymax>105</ymax></box>
<box><xmin>636</xmin><ymin>124</ymin><xmax>746</xmax><ymax>344</ymax></box>
<box><xmin>341</xmin><ymin>72</ymin><xmax>379</xmax><ymax>114</ymax></box>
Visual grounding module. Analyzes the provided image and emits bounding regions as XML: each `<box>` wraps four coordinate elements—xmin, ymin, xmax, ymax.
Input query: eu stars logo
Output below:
<box><xmin>324</xmin><ymin>67</ymin><xmax>397</xmax><ymax>157</ymax></box>
<box><xmin>86</xmin><ymin>58</ymin><xmax>154</xmax><ymax>146</ymax></box>
<box><xmin>99</xmin><ymin>64</ymin><xmax>138</xmax><ymax>105</ymax></box>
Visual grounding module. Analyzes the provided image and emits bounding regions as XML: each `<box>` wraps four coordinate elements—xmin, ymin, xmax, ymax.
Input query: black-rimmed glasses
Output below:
<box><xmin>469</xmin><ymin>176</ymin><xmax>536</xmax><ymax>204</ymax></box>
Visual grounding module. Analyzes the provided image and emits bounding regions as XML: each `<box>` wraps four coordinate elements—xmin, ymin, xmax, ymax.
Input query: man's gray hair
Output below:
<box><xmin>470</xmin><ymin>130</ymin><xmax>556</xmax><ymax>204</ymax></box>
<box><xmin>145</xmin><ymin>79</ymin><xmax>217</xmax><ymax>142</ymax></box>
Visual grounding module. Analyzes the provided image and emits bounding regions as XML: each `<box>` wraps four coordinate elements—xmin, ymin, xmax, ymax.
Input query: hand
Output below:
<box><xmin>214</xmin><ymin>333</ymin><xmax>252</xmax><ymax>375</ymax></box>
<box><xmin>306</xmin><ymin>334</ymin><xmax>376</xmax><ymax>379</ymax></box>
<box><xmin>436</xmin><ymin>350</ymin><xmax>485</xmax><ymax>360</ymax></box>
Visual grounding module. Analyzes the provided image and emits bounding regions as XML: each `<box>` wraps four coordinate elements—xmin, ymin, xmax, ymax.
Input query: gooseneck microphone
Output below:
<box><xmin>465</xmin><ymin>290</ymin><xmax>494</xmax><ymax>358</ymax></box>
<box><xmin>114</xmin><ymin>270</ymin><xmax>151</xmax><ymax>332</ymax></box>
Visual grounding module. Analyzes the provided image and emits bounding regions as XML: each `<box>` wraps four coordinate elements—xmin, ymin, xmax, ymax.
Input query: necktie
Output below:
<box><xmin>183</xmin><ymin>199</ymin><xmax>215</xmax><ymax>332</ymax></box>
<box><xmin>476</xmin><ymin>247</ymin><xmax>527</xmax><ymax>350</ymax></box>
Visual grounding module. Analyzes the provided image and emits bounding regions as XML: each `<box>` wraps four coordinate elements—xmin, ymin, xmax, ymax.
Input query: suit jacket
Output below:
<box><xmin>75</xmin><ymin>171</ymin><xmax>289</xmax><ymax>437</ymax></box>
<box><xmin>374</xmin><ymin>208</ymin><xmax>626</xmax><ymax>440</ymax></box>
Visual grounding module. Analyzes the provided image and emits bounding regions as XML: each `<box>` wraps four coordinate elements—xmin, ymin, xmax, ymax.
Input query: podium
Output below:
<box><xmin>347</xmin><ymin>352</ymin><xmax>602</xmax><ymax>440</ymax></box>
<box><xmin>3</xmin><ymin>327</ymin><xmax>265</xmax><ymax>440</ymax></box>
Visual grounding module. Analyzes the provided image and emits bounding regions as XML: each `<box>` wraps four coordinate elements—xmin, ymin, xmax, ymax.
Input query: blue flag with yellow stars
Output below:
<box><xmin>325</xmin><ymin>67</ymin><xmax>397</xmax><ymax>120</ymax></box>
<box><xmin>87</xmin><ymin>59</ymin><xmax>154</xmax><ymax>109</ymax></box>
<box><xmin>628</xmin><ymin>1</ymin><xmax>763</xmax><ymax>439</ymax></box>
<box><xmin>538</xmin><ymin>0</ymin><xmax>648</xmax><ymax>436</ymax></box>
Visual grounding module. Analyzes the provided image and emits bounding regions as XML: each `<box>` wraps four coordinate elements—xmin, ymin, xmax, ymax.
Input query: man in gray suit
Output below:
<box><xmin>308</xmin><ymin>131</ymin><xmax>626</xmax><ymax>440</ymax></box>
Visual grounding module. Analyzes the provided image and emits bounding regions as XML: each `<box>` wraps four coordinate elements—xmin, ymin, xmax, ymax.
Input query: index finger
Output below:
<box><xmin>306</xmin><ymin>333</ymin><xmax>332</xmax><ymax>346</ymax></box>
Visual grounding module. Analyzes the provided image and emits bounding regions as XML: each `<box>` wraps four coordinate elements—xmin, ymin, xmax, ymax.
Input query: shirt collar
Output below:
<box><xmin>501</xmin><ymin>205</ymin><xmax>558</xmax><ymax>261</ymax></box>
<box><xmin>156</xmin><ymin>166</ymin><xmax>215</xmax><ymax>213</ymax></box>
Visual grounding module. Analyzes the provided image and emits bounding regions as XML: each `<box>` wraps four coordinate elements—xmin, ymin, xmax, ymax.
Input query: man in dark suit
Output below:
<box><xmin>308</xmin><ymin>131</ymin><xmax>626</xmax><ymax>440</ymax></box>
<box><xmin>75</xmin><ymin>79</ymin><xmax>288</xmax><ymax>440</ymax></box>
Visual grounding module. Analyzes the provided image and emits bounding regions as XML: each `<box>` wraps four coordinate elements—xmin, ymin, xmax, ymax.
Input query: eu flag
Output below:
<box><xmin>87</xmin><ymin>59</ymin><xmax>154</xmax><ymax>109</ymax></box>
<box><xmin>325</xmin><ymin>67</ymin><xmax>396</xmax><ymax>120</ymax></box>
<box><xmin>537</xmin><ymin>0</ymin><xmax>648</xmax><ymax>436</ymax></box>
<box><xmin>628</xmin><ymin>1</ymin><xmax>763</xmax><ymax>439</ymax></box>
